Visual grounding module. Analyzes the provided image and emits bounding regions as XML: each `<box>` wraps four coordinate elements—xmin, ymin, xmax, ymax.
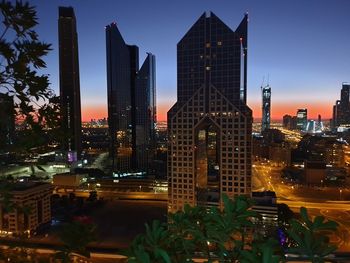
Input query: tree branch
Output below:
<box><xmin>0</xmin><ymin>25</ymin><xmax>10</xmax><ymax>42</ymax></box>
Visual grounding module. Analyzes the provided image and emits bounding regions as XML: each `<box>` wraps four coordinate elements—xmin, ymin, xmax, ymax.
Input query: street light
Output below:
<box><xmin>339</xmin><ymin>189</ymin><xmax>343</xmax><ymax>200</ymax></box>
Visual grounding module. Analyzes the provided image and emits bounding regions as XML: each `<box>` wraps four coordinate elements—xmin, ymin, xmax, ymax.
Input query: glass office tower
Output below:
<box><xmin>332</xmin><ymin>83</ymin><xmax>350</xmax><ymax>129</ymax></box>
<box><xmin>296</xmin><ymin>108</ymin><xmax>308</xmax><ymax>131</ymax></box>
<box><xmin>106</xmin><ymin>23</ymin><xmax>156</xmax><ymax>173</ymax></box>
<box><xmin>58</xmin><ymin>6</ymin><xmax>82</xmax><ymax>158</ymax></box>
<box><xmin>135</xmin><ymin>53</ymin><xmax>157</xmax><ymax>171</ymax></box>
<box><xmin>261</xmin><ymin>85</ymin><xmax>271</xmax><ymax>132</ymax></box>
<box><xmin>168</xmin><ymin>12</ymin><xmax>252</xmax><ymax>212</ymax></box>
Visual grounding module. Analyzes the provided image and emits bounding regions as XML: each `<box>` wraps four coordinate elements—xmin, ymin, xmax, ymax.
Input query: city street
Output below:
<box><xmin>253</xmin><ymin>162</ymin><xmax>350</xmax><ymax>251</ymax></box>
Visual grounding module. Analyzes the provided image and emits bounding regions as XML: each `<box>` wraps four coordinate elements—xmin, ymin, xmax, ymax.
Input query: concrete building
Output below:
<box><xmin>304</xmin><ymin>161</ymin><xmax>326</xmax><ymax>185</ymax></box>
<box><xmin>0</xmin><ymin>183</ymin><xmax>52</xmax><ymax>236</ymax></box>
<box><xmin>53</xmin><ymin>173</ymin><xmax>86</xmax><ymax>190</ymax></box>
<box><xmin>252</xmin><ymin>191</ymin><xmax>278</xmax><ymax>236</ymax></box>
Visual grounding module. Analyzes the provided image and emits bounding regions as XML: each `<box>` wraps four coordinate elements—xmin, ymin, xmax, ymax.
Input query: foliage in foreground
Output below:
<box><xmin>0</xmin><ymin>0</ymin><xmax>60</xmax><ymax>151</ymax></box>
<box><xmin>126</xmin><ymin>195</ymin><xmax>338</xmax><ymax>263</ymax></box>
<box><xmin>55</xmin><ymin>219</ymin><xmax>96</xmax><ymax>263</ymax></box>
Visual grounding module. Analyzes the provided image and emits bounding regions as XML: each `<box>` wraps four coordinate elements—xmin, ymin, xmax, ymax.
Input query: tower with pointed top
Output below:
<box><xmin>58</xmin><ymin>6</ymin><xmax>82</xmax><ymax>158</ymax></box>
<box><xmin>168</xmin><ymin>12</ymin><xmax>252</xmax><ymax>212</ymax></box>
<box><xmin>106</xmin><ymin>23</ymin><xmax>156</xmax><ymax>173</ymax></box>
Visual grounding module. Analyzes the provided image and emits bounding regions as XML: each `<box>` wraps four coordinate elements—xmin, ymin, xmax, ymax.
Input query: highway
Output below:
<box><xmin>253</xmin><ymin>162</ymin><xmax>350</xmax><ymax>252</ymax></box>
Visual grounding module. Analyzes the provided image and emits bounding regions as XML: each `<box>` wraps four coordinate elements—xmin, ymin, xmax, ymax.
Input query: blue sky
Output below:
<box><xmin>30</xmin><ymin>0</ymin><xmax>350</xmax><ymax>120</ymax></box>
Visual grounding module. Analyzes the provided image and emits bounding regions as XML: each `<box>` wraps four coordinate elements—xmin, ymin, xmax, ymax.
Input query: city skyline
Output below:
<box><xmin>29</xmin><ymin>0</ymin><xmax>350</xmax><ymax>121</ymax></box>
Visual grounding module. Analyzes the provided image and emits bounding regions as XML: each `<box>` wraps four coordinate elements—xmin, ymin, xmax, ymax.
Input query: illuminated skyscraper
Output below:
<box><xmin>106</xmin><ymin>23</ymin><xmax>156</xmax><ymax>173</ymax></box>
<box><xmin>58</xmin><ymin>7</ymin><xmax>82</xmax><ymax>157</ymax></box>
<box><xmin>261</xmin><ymin>84</ymin><xmax>271</xmax><ymax>132</ymax></box>
<box><xmin>168</xmin><ymin>12</ymin><xmax>252</xmax><ymax>212</ymax></box>
<box><xmin>296</xmin><ymin>109</ymin><xmax>307</xmax><ymax>130</ymax></box>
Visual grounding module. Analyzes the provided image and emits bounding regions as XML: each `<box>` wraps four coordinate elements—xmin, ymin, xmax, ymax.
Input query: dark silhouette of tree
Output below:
<box><xmin>0</xmin><ymin>0</ymin><xmax>60</xmax><ymax>151</ymax></box>
<box><xmin>56</xmin><ymin>219</ymin><xmax>96</xmax><ymax>263</ymax></box>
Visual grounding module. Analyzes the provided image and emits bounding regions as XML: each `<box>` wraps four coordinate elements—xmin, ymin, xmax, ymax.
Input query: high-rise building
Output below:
<box><xmin>296</xmin><ymin>108</ymin><xmax>307</xmax><ymax>131</ymax></box>
<box><xmin>261</xmin><ymin>84</ymin><xmax>271</xmax><ymax>132</ymax></box>
<box><xmin>58</xmin><ymin>7</ymin><xmax>82</xmax><ymax>158</ymax></box>
<box><xmin>332</xmin><ymin>83</ymin><xmax>350</xmax><ymax>129</ymax></box>
<box><xmin>168</xmin><ymin>12</ymin><xmax>252</xmax><ymax>212</ymax></box>
<box><xmin>106</xmin><ymin>23</ymin><xmax>156</xmax><ymax>173</ymax></box>
<box><xmin>0</xmin><ymin>93</ymin><xmax>15</xmax><ymax>148</ymax></box>
<box><xmin>135</xmin><ymin>53</ymin><xmax>157</xmax><ymax>171</ymax></box>
<box><xmin>282</xmin><ymin>114</ymin><xmax>292</xmax><ymax>129</ymax></box>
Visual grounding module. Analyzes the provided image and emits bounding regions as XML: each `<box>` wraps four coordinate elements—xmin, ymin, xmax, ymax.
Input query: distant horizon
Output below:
<box><xmin>29</xmin><ymin>0</ymin><xmax>350</xmax><ymax>123</ymax></box>
<box><xmin>81</xmin><ymin>117</ymin><xmax>332</xmax><ymax>123</ymax></box>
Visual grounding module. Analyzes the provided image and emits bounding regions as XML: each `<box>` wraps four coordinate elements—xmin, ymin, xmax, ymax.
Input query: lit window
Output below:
<box><xmin>217</xmin><ymin>41</ymin><xmax>222</xmax><ymax>46</ymax></box>
<box><xmin>206</xmin><ymin>43</ymin><xmax>210</xmax><ymax>48</ymax></box>
<box><xmin>206</xmin><ymin>66</ymin><xmax>211</xmax><ymax>71</ymax></box>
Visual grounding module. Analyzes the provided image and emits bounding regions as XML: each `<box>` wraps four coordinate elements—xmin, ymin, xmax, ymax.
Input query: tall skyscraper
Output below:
<box><xmin>135</xmin><ymin>53</ymin><xmax>157</xmax><ymax>171</ymax></box>
<box><xmin>296</xmin><ymin>108</ymin><xmax>308</xmax><ymax>130</ymax></box>
<box><xmin>168</xmin><ymin>12</ymin><xmax>252</xmax><ymax>212</ymax></box>
<box><xmin>106</xmin><ymin>23</ymin><xmax>156</xmax><ymax>173</ymax></box>
<box><xmin>282</xmin><ymin>114</ymin><xmax>292</xmax><ymax>129</ymax></box>
<box><xmin>58</xmin><ymin>7</ymin><xmax>82</xmax><ymax>158</ymax></box>
<box><xmin>261</xmin><ymin>84</ymin><xmax>271</xmax><ymax>132</ymax></box>
<box><xmin>0</xmin><ymin>93</ymin><xmax>15</xmax><ymax>149</ymax></box>
<box><xmin>332</xmin><ymin>83</ymin><xmax>350</xmax><ymax>129</ymax></box>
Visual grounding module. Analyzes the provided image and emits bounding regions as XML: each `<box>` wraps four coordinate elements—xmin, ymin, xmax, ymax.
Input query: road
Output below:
<box><xmin>253</xmin><ymin>162</ymin><xmax>350</xmax><ymax>252</ymax></box>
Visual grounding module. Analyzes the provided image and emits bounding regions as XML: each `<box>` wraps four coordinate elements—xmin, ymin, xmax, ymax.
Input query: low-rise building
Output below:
<box><xmin>53</xmin><ymin>173</ymin><xmax>86</xmax><ymax>189</ymax></box>
<box><xmin>252</xmin><ymin>191</ymin><xmax>278</xmax><ymax>236</ymax></box>
<box><xmin>0</xmin><ymin>182</ymin><xmax>52</xmax><ymax>236</ymax></box>
<box><xmin>304</xmin><ymin>161</ymin><xmax>326</xmax><ymax>185</ymax></box>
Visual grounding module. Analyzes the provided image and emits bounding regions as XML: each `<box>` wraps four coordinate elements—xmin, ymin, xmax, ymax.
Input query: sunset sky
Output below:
<box><xmin>31</xmin><ymin>0</ymin><xmax>350</xmax><ymax>122</ymax></box>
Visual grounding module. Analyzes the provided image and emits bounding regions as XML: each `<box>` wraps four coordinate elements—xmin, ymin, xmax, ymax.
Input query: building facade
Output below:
<box><xmin>332</xmin><ymin>83</ymin><xmax>350</xmax><ymax>129</ymax></box>
<box><xmin>106</xmin><ymin>23</ymin><xmax>156</xmax><ymax>173</ymax></box>
<box><xmin>168</xmin><ymin>12</ymin><xmax>252</xmax><ymax>212</ymax></box>
<box><xmin>135</xmin><ymin>53</ymin><xmax>157</xmax><ymax>171</ymax></box>
<box><xmin>261</xmin><ymin>85</ymin><xmax>271</xmax><ymax>132</ymax></box>
<box><xmin>58</xmin><ymin>6</ymin><xmax>82</xmax><ymax>158</ymax></box>
<box><xmin>296</xmin><ymin>108</ymin><xmax>307</xmax><ymax>131</ymax></box>
<box><xmin>0</xmin><ymin>183</ymin><xmax>52</xmax><ymax>236</ymax></box>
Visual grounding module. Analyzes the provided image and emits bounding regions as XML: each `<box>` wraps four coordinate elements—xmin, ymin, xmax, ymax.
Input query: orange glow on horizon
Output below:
<box><xmin>82</xmin><ymin>105</ymin><xmax>107</xmax><ymax>122</ymax></box>
<box><xmin>82</xmin><ymin>101</ymin><xmax>333</xmax><ymax>123</ymax></box>
<box><xmin>249</xmin><ymin>101</ymin><xmax>332</xmax><ymax>121</ymax></box>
